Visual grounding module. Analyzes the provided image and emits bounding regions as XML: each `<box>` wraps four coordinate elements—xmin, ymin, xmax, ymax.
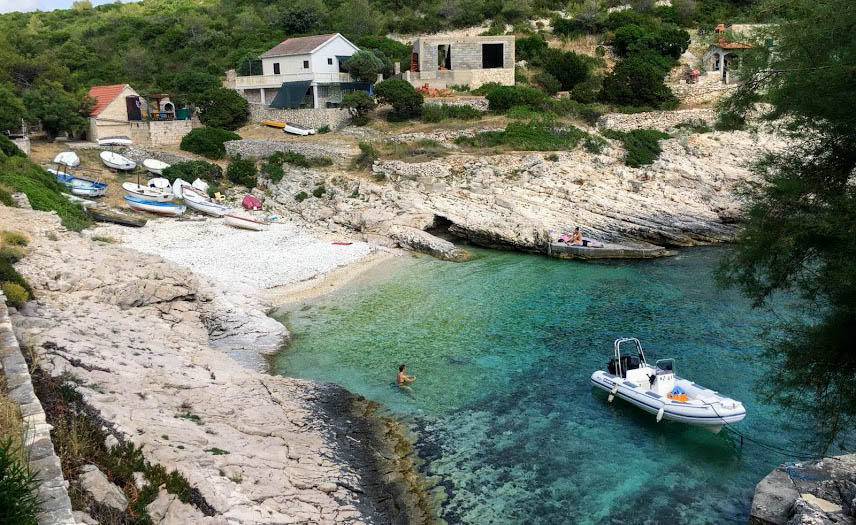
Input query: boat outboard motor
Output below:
<box><xmin>648</xmin><ymin>374</ymin><xmax>656</xmax><ymax>387</ymax></box>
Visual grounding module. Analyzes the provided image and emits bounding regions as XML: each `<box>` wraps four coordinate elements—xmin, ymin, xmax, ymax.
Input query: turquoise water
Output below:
<box><xmin>272</xmin><ymin>247</ymin><xmax>805</xmax><ymax>524</ymax></box>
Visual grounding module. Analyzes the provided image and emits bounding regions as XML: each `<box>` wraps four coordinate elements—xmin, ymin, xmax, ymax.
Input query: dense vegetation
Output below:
<box><xmin>0</xmin><ymin>0</ymin><xmax>768</xmax><ymax>137</ymax></box>
<box><xmin>226</xmin><ymin>155</ymin><xmax>258</xmax><ymax>188</ymax></box>
<box><xmin>716</xmin><ymin>0</ymin><xmax>856</xmax><ymax>453</ymax></box>
<box><xmin>179</xmin><ymin>127</ymin><xmax>240</xmax><ymax>159</ymax></box>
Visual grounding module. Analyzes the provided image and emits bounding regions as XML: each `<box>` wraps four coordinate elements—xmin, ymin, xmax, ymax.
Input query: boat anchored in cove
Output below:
<box><xmin>591</xmin><ymin>338</ymin><xmax>746</xmax><ymax>432</ymax></box>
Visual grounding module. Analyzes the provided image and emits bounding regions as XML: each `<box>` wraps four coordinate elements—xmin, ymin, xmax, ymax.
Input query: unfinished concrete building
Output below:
<box><xmin>400</xmin><ymin>35</ymin><xmax>515</xmax><ymax>89</ymax></box>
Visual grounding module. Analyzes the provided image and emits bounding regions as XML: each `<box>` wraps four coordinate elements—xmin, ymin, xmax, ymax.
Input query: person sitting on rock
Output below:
<box><xmin>570</xmin><ymin>227</ymin><xmax>584</xmax><ymax>246</ymax></box>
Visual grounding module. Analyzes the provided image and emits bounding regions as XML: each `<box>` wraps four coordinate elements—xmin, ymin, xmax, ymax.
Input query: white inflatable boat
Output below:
<box><xmin>591</xmin><ymin>338</ymin><xmax>746</xmax><ymax>432</ymax></box>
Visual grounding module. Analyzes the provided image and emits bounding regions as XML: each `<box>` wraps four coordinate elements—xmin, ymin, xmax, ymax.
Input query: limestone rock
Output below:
<box><xmin>387</xmin><ymin>225</ymin><xmax>467</xmax><ymax>261</ymax></box>
<box><xmin>78</xmin><ymin>464</ymin><xmax>128</xmax><ymax>511</ymax></box>
<box><xmin>73</xmin><ymin>510</ymin><xmax>98</xmax><ymax>524</ymax></box>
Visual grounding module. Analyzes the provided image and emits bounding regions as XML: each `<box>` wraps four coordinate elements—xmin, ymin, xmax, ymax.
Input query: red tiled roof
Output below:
<box><xmin>260</xmin><ymin>34</ymin><xmax>339</xmax><ymax>58</ymax></box>
<box><xmin>715</xmin><ymin>38</ymin><xmax>752</xmax><ymax>50</ymax></box>
<box><xmin>87</xmin><ymin>84</ymin><xmax>129</xmax><ymax>116</ymax></box>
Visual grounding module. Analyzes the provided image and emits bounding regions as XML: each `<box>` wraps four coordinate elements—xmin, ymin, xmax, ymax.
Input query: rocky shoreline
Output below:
<box><xmin>1</xmin><ymin>205</ymin><xmax>434</xmax><ymax>524</ymax></box>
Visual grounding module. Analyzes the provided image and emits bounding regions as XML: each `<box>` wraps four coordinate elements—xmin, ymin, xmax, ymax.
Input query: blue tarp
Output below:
<box><xmin>269</xmin><ymin>81</ymin><xmax>312</xmax><ymax>109</ymax></box>
<box><xmin>670</xmin><ymin>386</ymin><xmax>686</xmax><ymax>394</ymax></box>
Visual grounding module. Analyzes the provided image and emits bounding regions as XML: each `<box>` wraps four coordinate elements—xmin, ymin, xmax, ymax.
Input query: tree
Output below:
<box><xmin>373</xmin><ymin>78</ymin><xmax>423</xmax><ymax>119</ymax></box>
<box><xmin>23</xmin><ymin>82</ymin><xmax>92</xmax><ymax>139</ymax></box>
<box><xmin>329</xmin><ymin>0</ymin><xmax>380</xmax><ymax>40</ymax></box>
<box><xmin>161</xmin><ymin>70</ymin><xmax>221</xmax><ymax>106</ymax></box>
<box><xmin>515</xmin><ymin>35</ymin><xmax>548</xmax><ymax>63</ymax></box>
<box><xmin>279</xmin><ymin>5</ymin><xmax>323</xmax><ymax>34</ymax></box>
<box><xmin>613</xmin><ymin>24</ymin><xmax>646</xmax><ymax>56</ymax></box>
<box><xmin>541</xmin><ymin>48</ymin><xmax>589</xmax><ymax>91</ymax></box>
<box><xmin>196</xmin><ymin>88</ymin><xmax>249</xmax><ymax>131</ymax></box>
<box><xmin>716</xmin><ymin>0</ymin><xmax>856</xmax><ymax>453</ymax></box>
<box><xmin>0</xmin><ymin>84</ymin><xmax>25</xmax><ymax>132</ymax></box>
<box><xmin>343</xmin><ymin>50</ymin><xmax>384</xmax><ymax>83</ymax></box>
<box><xmin>341</xmin><ymin>91</ymin><xmax>375</xmax><ymax>124</ymax></box>
<box><xmin>599</xmin><ymin>55</ymin><xmax>677</xmax><ymax>109</ymax></box>
<box><xmin>533</xmin><ymin>72</ymin><xmax>560</xmax><ymax>96</ymax></box>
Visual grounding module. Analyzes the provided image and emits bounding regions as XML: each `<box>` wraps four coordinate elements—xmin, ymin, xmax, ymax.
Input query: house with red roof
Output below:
<box><xmin>703</xmin><ymin>36</ymin><xmax>753</xmax><ymax>84</ymax></box>
<box><xmin>225</xmin><ymin>33</ymin><xmax>365</xmax><ymax>110</ymax></box>
<box><xmin>86</xmin><ymin>84</ymin><xmax>191</xmax><ymax>145</ymax></box>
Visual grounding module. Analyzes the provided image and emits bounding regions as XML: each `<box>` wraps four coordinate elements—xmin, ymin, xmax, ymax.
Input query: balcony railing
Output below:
<box><xmin>234</xmin><ymin>72</ymin><xmax>352</xmax><ymax>89</ymax></box>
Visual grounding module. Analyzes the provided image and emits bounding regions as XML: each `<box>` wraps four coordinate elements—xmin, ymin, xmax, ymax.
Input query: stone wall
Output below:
<box><xmin>669</xmin><ymin>75</ymin><xmax>738</xmax><ymax>106</ymax></box>
<box><xmin>248</xmin><ymin>104</ymin><xmax>351</xmax><ymax>130</ymax></box>
<box><xmin>147</xmin><ymin>120</ymin><xmax>192</xmax><ymax>146</ymax></box>
<box><xmin>12</xmin><ymin>136</ymin><xmax>30</xmax><ymax>156</ymax></box>
<box><xmin>224</xmin><ymin>139</ymin><xmax>351</xmax><ymax>162</ymax></box>
<box><xmin>596</xmin><ymin>108</ymin><xmax>716</xmax><ymax>132</ymax></box>
<box><xmin>423</xmin><ymin>96</ymin><xmax>489</xmax><ymax>111</ymax></box>
<box><xmin>0</xmin><ymin>294</ymin><xmax>75</xmax><ymax>525</ymax></box>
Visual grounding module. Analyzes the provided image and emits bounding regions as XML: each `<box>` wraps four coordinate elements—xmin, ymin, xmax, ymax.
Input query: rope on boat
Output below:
<box><xmin>707</xmin><ymin>403</ymin><xmax>822</xmax><ymax>460</ymax></box>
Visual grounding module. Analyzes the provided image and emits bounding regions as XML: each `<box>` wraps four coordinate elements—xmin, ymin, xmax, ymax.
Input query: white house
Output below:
<box><xmin>226</xmin><ymin>33</ymin><xmax>368</xmax><ymax>109</ymax></box>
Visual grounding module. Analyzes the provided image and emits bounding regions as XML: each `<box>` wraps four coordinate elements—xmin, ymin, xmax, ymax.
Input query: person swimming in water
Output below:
<box><xmin>397</xmin><ymin>364</ymin><xmax>415</xmax><ymax>389</ymax></box>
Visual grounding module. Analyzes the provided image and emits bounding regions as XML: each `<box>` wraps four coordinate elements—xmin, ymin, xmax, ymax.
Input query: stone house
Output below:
<box><xmin>399</xmin><ymin>35</ymin><xmax>515</xmax><ymax>89</ymax></box>
<box><xmin>86</xmin><ymin>84</ymin><xmax>192</xmax><ymax>145</ymax></box>
<box><xmin>225</xmin><ymin>33</ymin><xmax>369</xmax><ymax>109</ymax></box>
<box><xmin>703</xmin><ymin>38</ymin><xmax>752</xmax><ymax>84</ymax></box>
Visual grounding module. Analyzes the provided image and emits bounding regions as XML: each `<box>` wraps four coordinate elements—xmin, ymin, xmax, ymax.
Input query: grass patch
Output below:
<box><xmin>205</xmin><ymin>447</ymin><xmax>229</xmax><ymax>456</ymax></box>
<box><xmin>352</xmin><ymin>142</ymin><xmax>379</xmax><ymax>171</ymax></box>
<box><xmin>2</xmin><ymin>231</ymin><xmax>27</xmax><ymax>246</ymax></box>
<box><xmin>455</xmin><ymin>120</ymin><xmax>594</xmax><ymax>152</ymax></box>
<box><xmin>0</xmin><ymin>245</ymin><xmax>25</xmax><ymax>263</ymax></box>
<box><xmin>602</xmin><ymin>129</ymin><xmax>671</xmax><ymax>167</ymax></box>
<box><xmin>2</xmin><ymin>282</ymin><xmax>29</xmax><ymax>308</ymax></box>
<box><xmin>0</xmin><ymin>438</ymin><xmax>40</xmax><ymax>525</ymax></box>
<box><xmin>421</xmin><ymin>104</ymin><xmax>483</xmax><ymax>123</ymax></box>
<box><xmin>0</xmin><ymin>155</ymin><xmax>90</xmax><ymax>231</ymax></box>
<box><xmin>382</xmin><ymin>139</ymin><xmax>448</xmax><ymax>162</ymax></box>
<box><xmin>674</xmin><ymin>119</ymin><xmax>712</xmax><ymax>134</ymax></box>
<box><xmin>90</xmin><ymin>235</ymin><xmax>118</xmax><ymax>244</ymax></box>
<box><xmin>0</xmin><ymin>258</ymin><xmax>32</xmax><ymax>296</ymax></box>
<box><xmin>294</xmin><ymin>191</ymin><xmax>308</xmax><ymax>202</ymax></box>
<box><xmin>311</xmin><ymin>185</ymin><xmax>326</xmax><ymax>198</ymax></box>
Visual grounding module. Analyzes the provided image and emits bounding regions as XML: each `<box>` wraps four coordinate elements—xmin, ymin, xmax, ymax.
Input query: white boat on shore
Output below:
<box><xmin>284</xmin><ymin>122</ymin><xmax>315</xmax><ymax>136</ymax></box>
<box><xmin>590</xmin><ymin>338</ymin><xmax>746</xmax><ymax>433</ymax></box>
<box><xmin>184</xmin><ymin>188</ymin><xmax>229</xmax><ymax>217</ymax></box>
<box><xmin>98</xmin><ymin>135</ymin><xmax>133</xmax><ymax>146</ymax></box>
<box><xmin>172</xmin><ymin>178</ymin><xmax>191</xmax><ymax>199</ymax></box>
<box><xmin>53</xmin><ymin>151</ymin><xmax>80</xmax><ymax>168</ymax></box>
<box><xmin>124</xmin><ymin>196</ymin><xmax>185</xmax><ymax>216</ymax></box>
<box><xmin>147</xmin><ymin>177</ymin><xmax>171</xmax><ymax>189</ymax></box>
<box><xmin>100</xmin><ymin>151</ymin><xmax>136</xmax><ymax>171</ymax></box>
<box><xmin>48</xmin><ymin>169</ymin><xmax>107</xmax><ymax>197</ymax></box>
<box><xmin>122</xmin><ymin>182</ymin><xmax>173</xmax><ymax>202</ymax></box>
<box><xmin>143</xmin><ymin>159</ymin><xmax>170</xmax><ymax>176</ymax></box>
<box><xmin>225</xmin><ymin>213</ymin><xmax>270</xmax><ymax>231</ymax></box>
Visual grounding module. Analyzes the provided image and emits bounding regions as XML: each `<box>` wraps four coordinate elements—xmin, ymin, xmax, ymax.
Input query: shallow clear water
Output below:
<box><xmin>272</xmin><ymin>247</ymin><xmax>805</xmax><ymax>524</ymax></box>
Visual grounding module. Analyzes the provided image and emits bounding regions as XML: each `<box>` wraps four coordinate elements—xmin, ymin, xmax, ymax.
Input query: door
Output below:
<box><xmin>126</xmin><ymin>96</ymin><xmax>142</xmax><ymax>121</ymax></box>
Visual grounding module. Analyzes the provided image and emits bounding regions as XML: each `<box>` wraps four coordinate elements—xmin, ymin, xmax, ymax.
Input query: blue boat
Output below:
<box><xmin>123</xmin><ymin>196</ymin><xmax>186</xmax><ymax>216</ymax></box>
<box><xmin>48</xmin><ymin>169</ymin><xmax>107</xmax><ymax>197</ymax></box>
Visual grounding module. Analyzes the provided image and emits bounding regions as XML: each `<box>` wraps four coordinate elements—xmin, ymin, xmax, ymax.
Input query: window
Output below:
<box><xmin>273</xmin><ymin>62</ymin><xmax>280</xmax><ymax>74</ymax></box>
<box><xmin>328</xmin><ymin>58</ymin><xmax>333</xmax><ymax>65</ymax></box>
<box><xmin>303</xmin><ymin>60</ymin><xmax>309</xmax><ymax>69</ymax></box>
<box><xmin>318</xmin><ymin>85</ymin><xmax>330</xmax><ymax>98</ymax></box>
<box><xmin>482</xmin><ymin>44</ymin><xmax>504</xmax><ymax>69</ymax></box>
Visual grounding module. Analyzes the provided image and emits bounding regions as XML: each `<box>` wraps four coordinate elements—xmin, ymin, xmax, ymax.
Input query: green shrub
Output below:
<box><xmin>179</xmin><ymin>127</ymin><xmax>240</xmax><ymax>159</ymax></box>
<box><xmin>294</xmin><ymin>191</ymin><xmax>309</xmax><ymax>202</ymax></box>
<box><xmin>226</xmin><ymin>155</ymin><xmax>257</xmax><ymax>188</ymax></box>
<box><xmin>515</xmin><ymin>34</ymin><xmax>548</xmax><ymax>63</ymax></box>
<box><xmin>547</xmin><ymin>153</ymin><xmax>559</xmax><ymax>161</ymax></box>
<box><xmin>674</xmin><ymin>119</ymin><xmax>712</xmax><ymax>133</ymax></box>
<box><xmin>583</xmin><ymin>135</ymin><xmax>607</xmax><ymax>154</ymax></box>
<box><xmin>0</xmin><ymin>258</ymin><xmax>31</xmax><ymax>296</ymax></box>
<box><xmin>0</xmin><ymin>135</ymin><xmax>25</xmax><ymax>158</ymax></box>
<box><xmin>351</xmin><ymin>115</ymin><xmax>370</xmax><ymax>126</ymax></box>
<box><xmin>2</xmin><ymin>281</ymin><xmax>29</xmax><ymax>308</ymax></box>
<box><xmin>262</xmin><ymin>156</ymin><xmax>285</xmax><ymax>184</ymax></box>
<box><xmin>569</xmin><ymin>75</ymin><xmax>602</xmax><ymax>104</ymax></box>
<box><xmin>603</xmin><ymin>129</ymin><xmax>670</xmax><ymax>167</ymax></box>
<box><xmin>0</xmin><ymin>156</ymin><xmax>89</xmax><ymax>231</ymax></box>
<box><xmin>353</xmin><ymin>142</ymin><xmax>379</xmax><ymax>170</ymax></box>
<box><xmin>542</xmin><ymin>48</ymin><xmax>589</xmax><ymax>91</ymax></box>
<box><xmin>312</xmin><ymin>185</ymin><xmax>326</xmax><ymax>198</ymax></box>
<box><xmin>456</xmin><ymin>119</ymin><xmax>592</xmax><ymax>151</ymax></box>
<box><xmin>161</xmin><ymin>160</ymin><xmax>223</xmax><ymax>184</ymax></box>
<box><xmin>2</xmin><ymin>231</ymin><xmax>28</xmax><ymax>246</ymax></box>
<box><xmin>341</xmin><ymin>50</ymin><xmax>385</xmax><ymax>83</ymax></box>
<box><xmin>342</xmin><ymin>91</ymin><xmax>375</xmax><ymax>122</ymax></box>
<box><xmin>90</xmin><ymin>235</ymin><xmax>118</xmax><ymax>244</ymax></box>
<box><xmin>0</xmin><ymin>439</ymin><xmax>40</xmax><ymax>525</ymax></box>
<box><xmin>545</xmin><ymin>98</ymin><xmax>602</xmax><ymax>126</ymax></box>
<box><xmin>533</xmin><ymin>72</ymin><xmax>561</xmax><ymax>96</ymax></box>
<box><xmin>0</xmin><ymin>245</ymin><xmax>25</xmax><ymax>263</ymax></box>
<box><xmin>317</xmin><ymin>125</ymin><xmax>331</xmax><ymax>134</ymax></box>
<box><xmin>599</xmin><ymin>55</ymin><xmax>678</xmax><ymax>109</ymax></box>
<box><xmin>421</xmin><ymin>104</ymin><xmax>483</xmax><ymax>122</ymax></box>
<box><xmin>0</xmin><ymin>188</ymin><xmax>14</xmax><ymax>207</ymax></box>
<box><xmin>374</xmin><ymin>78</ymin><xmax>424</xmax><ymax>119</ymax></box>
<box><xmin>382</xmin><ymin>139</ymin><xmax>448</xmax><ymax>160</ymax></box>
<box><xmin>268</xmin><ymin>151</ymin><xmax>333</xmax><ymax>169</ymax></box>
<box><xmin>196</xmin><ymin>88</ymin><xmax>250</xmax><ymax>130</ymax></box>
<box><xmin>506</xmin><ymin>105</ymin><xmax>546</xmax><ymax>120</ymax></box>
<box><xmin>483</xmin><ymin>84</ymin><xmax>545</xmax><ymax>112</ymax></box>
